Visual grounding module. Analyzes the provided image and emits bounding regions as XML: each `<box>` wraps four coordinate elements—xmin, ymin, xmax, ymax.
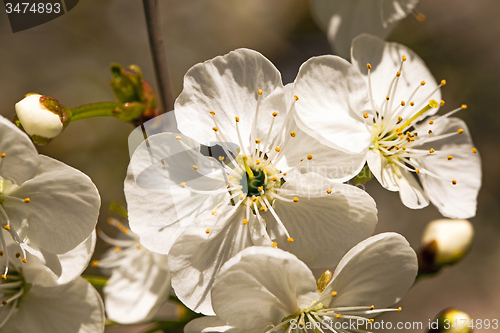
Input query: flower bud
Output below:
<box><xmin>418</xmin><ymin>219</ymin><xmax>474</xmax><ymax>275</ymax></box>
<box><xmin>428</xmin><ymin>308</ymin><xmax>472</xmax><ymax>333</ymax></box>
<box><xmin>15</xmin><ymin>94</ymin><xmax>69</xmax><ymax>145</ymax></box>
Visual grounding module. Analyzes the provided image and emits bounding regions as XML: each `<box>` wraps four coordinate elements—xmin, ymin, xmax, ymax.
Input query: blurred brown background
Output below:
<box><xmin>0</xmin><ymin>0</ymin><xmax>499</xmax><ymax>332</ymax></box>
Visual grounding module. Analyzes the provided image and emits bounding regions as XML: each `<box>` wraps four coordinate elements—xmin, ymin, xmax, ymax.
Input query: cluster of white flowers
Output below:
<box><xmin>4</xmin><ymin>2</ymin><xmax>481</xmax><ymax>332</ymax></box>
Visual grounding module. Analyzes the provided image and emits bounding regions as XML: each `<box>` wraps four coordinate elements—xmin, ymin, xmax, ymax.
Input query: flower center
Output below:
<box><xmin>361</xmin><ymin>56</ymin><xmax>475</xmax><ymax>186</ymax></box>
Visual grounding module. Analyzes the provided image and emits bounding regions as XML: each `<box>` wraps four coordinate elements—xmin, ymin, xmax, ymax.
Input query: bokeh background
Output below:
<box><xmin>1</xmin><ymin>0</ymin><xmax>499</xmax><ymax>332</ymax></box>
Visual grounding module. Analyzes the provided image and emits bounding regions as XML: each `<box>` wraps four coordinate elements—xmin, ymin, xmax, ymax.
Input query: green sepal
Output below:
<box><xmin>110</xmin><ymin>63</ymin><xmax>144</xmax><ymax>104</ymax></box>
<box><xmin>353</xmin><ymin>164</ymin><xmax>373</xmax><ymax>185</ymax></box>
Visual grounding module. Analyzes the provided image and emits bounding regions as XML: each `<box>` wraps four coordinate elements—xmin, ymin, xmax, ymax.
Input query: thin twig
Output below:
<box><xmin>142</xmin><ymin>0</ymin><xmax>175</xmax><ymax>112</ymax></box>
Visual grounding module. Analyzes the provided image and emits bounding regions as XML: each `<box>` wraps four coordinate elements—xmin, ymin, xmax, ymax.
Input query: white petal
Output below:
<box><xmin>212</xmin><ymin>247</ymin><xmax>318</xmax><ymax>332</ymax></box>
<box><xmin>125</xmin><ymin>132</ymin><xmax>228</xmax><ymax>254</ymax></box>
<box><xmin>276</xmin><ymin>84</ymin><xmax>367</xmax><ymax>181</ymax></box>
<box><xmin>0</xmin><ymin>115</ymin><xmax>39</xmax><ymax>185</ymax></box>
<box><xmin>185</xmin><ymin>317</ymin><xmax>253</xmax><ymax>333</ymax></box>
<box><xmin>23</xmin><ymin>231</ymin><xmax>96</xmax><ymax>286</ymax></box>
<box><xmin>175</xmin><ymin>48</ymin><xmax>286</xmax><ymax>154</ymax></box>
<box><xmin>312</xmin><ymin>0</ymin><xmax>418</xmax><ymax>59</ymax></box>
<box><xmin>323</xmin><ymin>233</ymin><xmax>417</xmax><ymax>309</ymax></box>
<box><xmin>5</xmin><ymin>156</ymin><xmax>100</xmax><ymax>254</ymax></box>
<box><xmin>366</xmin><ymin>148</ymin><xmax>399</xmax><ymax>191</ymax></box>
<box><xmin>415</xmin><ymin>117</ymin><xmax>481</xmax><ymax>218</ymax></box>
<box><xmin>4</xmin><ymin>277</ymin><xmax>105</xmax><ymax>333</ymax></box>
<box><xmin>168</xmin><ymin>208</ymin><xmax>254</xmax><ymax>315</ymax></box>
<box><xmin>103</xmin><ymin>251</ymin><xmax>170</xmax><ymax>324</ymax></box>
<box><xmin>293</xmin><ymin>55</ymin><xmax>371</xmax><ymax>154</ymax></box>
<box><xmin>264</xmin><ymin>179</ymin><xmax>377</xmax><ymax>268</ymax></box>
<box><xmin>395</xmin><ymin>167</ymin><xmax>429</xmax><ymax>209</ymax></box>
<box><xmin>351</xmin><ymin>34</ymin><xmax>441</xmax><ymax>120</ymax></box>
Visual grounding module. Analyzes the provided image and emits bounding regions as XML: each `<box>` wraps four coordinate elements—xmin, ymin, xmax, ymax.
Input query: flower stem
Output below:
<box><xmin>68</xmin><ymin>102</ymin><xmax>122</xmax><ymax>122</ymax></box>
<box><xmin>142</xmin><ymin>0</ymin><xmax>175</xmax><ymax>113</ymax></box>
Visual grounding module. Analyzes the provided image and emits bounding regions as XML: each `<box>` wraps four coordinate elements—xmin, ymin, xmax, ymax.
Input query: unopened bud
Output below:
<box><xmin>418</xmin><ymin>219</ymin><xmax>474</xmax><ymax>275</ymax></box>
<box><xmin>428</xmin><ymin>308</ymin><xmax>472</xmax><ymax>333</ymax></box>
<box><xmin>15</xmin><ymin>94</ymin><xmax>68</xmax><ymax>145</ymax></box>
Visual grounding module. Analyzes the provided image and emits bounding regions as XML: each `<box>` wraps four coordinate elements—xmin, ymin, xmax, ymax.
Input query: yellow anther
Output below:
<box><xmin>122</xmin><ymin>228</ymin><xmax>129</xmax><ymax>235</ymax></box>
<box><xmin>452</xmin><ymin>179</ymin><xmax>457</xmax><ymax>185</ymax></box>
<box><xmin>1</xmin><ymin>275</ymin><xmax>6</xmax><ymax>280</ymax></box>
<box><xmin>236</xmin><ymin>148</ymin><xmax>241</xmax><ymax>153</ymax></box>
<box><xmin>283</xmin><ymin>173</ymin><xmax>287</xmax><ymax>176</ymax></box>
<box><xmin>181</xmin><ymin>182</ymin><xmax>186</xmax><ymax>188</ymax></box>
<box><xmin>326</xmin><ymin>189</ymin><xmax>332</xmax><ymax>194</ymax></box>
<box><xmin>428</xmin><ymin>130</ymin><xmax>433</xmax><ymax>134</ymax></box>
<box><xmin>275</xmin><ymin>147</ymin><xmax>281</xmax><ymax>152</ymax></box>
<box><xmin>416</xmin><ymin>12</ymin><xmax>426</xmax><ymax>22</ymax></box>
<box><xmin>462</xmin><ymin>104</ymin><xmax>467</xmax><ymax>109</ymax></box>
<box><xmin>396</xmin><ymin>127</ymin><xmax>402</xmax><ymax>134</ymax></box>
<box><xmin>209</xmin><ymin>111</ymin><xmax>216</xmax><ymax>116</ymax></box>
<box><xmin>255</xmin><ymin>139</ymin><xmax>261</xmax><ymax>144</ymax></box>
<box><xmin>192</xmin><ymin>165</ymin><xmax>198</xmax><ymax>171</ymax></box>
<box><xmin>0</xmin><ymin>251</ymin><xmax>3</xmax><ymax>256</ymax></box>
<box><xmin>243</xmin><ymin>219</ymin><xmax>248</xmax><ymax>225</ymax></box>
<box><xmin>363</xmin><ymin>112</ymin><xmax>369</xmax><ymax>119</ymax></box>
<box><xmin>255</xmin><ymin>160</ymin><xmax>260</xmax><ymax>165</ymax></box>
<box><xmin>206</xmin><ymin>229</ymin><xmax>211</xmax><ymax>234</ymax></box>
<box><xmin>258</xmin><ymin>186</ymin><xmax>264</xmax><ymax>192</ymax></box>
<box><xmin>367</xmin><ymin>63</ymin><xmax>372</xmax><ymax>69</ymax></box>
<box><xmin>440</xmin><ymin>100</ymin><xmax>445</xmax><ymax>106</ymax></box>
<box><xmin>401</xmin><ymin>101</ymin><xmax>405</xmax><ymax>106</ymax></box>
<box><xmin>441</xmin><ymin>79</ymin><xmax>447</xmax><ymax>86</ymax></box>
<box><xmin>228</xmin><ymin>176</ymin><xmax>234</xmax><ymax>181</ymax></box>
<box><xmin>429</xmin><ymin>120</ymin><xmax>434</xmax><ymax>125</ymax></box>
<box><xmin>175</xmin><ymin>136</ymin><xmax>182</xmax><ymax>141</ymax></box>
<box><xmin>15</xmin><ymin>253</ymin><xmax>20</xmax><ymax>258</ymax></box>
<box><xmin>414</xmin><ymin>132</ymin><xmax>418</xmax><ymax>136</ymax></box>
<box><xmin>263</xmin><ymin>169</ymin><xmax>268</xmax><ymax>174</ymax></box>
<box><xmin>421</xmin><ymin>81</ymin><xmax>426</xmax><ymax>86</ymax></box>
<box><xmin>457</xmin><ymin>128</ymin><xmax>464</xmax><ymax>134</ymax></box>
<box><xmin>252</xmin><ymin>197</ymin><xmax>258</xmax><ymax>202</ymax></box>
<box><xmin>409</xmin><ymin>137</ymin><xmax>415</xmax><ymax>142</ymax></box>
<box><xmin>272</xmin><ymin>112</ymin><xmax>278</xmax><ymax>117</ymax></box>
<box><xmin>114</xmin><ymin>246</ymin><xmax>121</xmax><ymax>252</ymax></box>
<box><xmin>212</xmin><ymin>127</ymin><xmax>219</xmax><ymax>132</ymax></box>
<box><xmin>290</xmin><ymin>131</ymin><xmax>296</xmax><ymax>137</ymax></box>
<box><xmin>211</xmin><ymin>210</ymin><xmax>218</xmax><ymax>216</ymax></box>
<box><xmin>258</xmin><ymin>89</ymin><xmax>263</xmax><ymax>95</ymax></box>
<box><xmin>3</xmin><ymin>225</ymin><xmax>10</xmax><ymax>231</ymax></box>
<box><xmin>235</xmin><ymin>116</ymin><xmax>240</xmax><ymax>122</ymax></box>
<box><xmin>136</xmin><ymin>245</ymin><xmax>141</xmax><ymax>250</ymax></box>
<box><xmin>331</xmin><ymin>291</ymin><xmax>337</xmax><ymax>297</ymax></box>
<box><xmin>410</xmin><ymin>101</ymin><xmax>415</xmax><ymax>106</ymax></box>
<box><xmin>24</xmin><ymin>198</ymin><xmax>30</xmax><ymax>203</ymax></box>
<box><xmin>294</xmin><ymin>95</ymin><xmax>299</xmax><ymax>101</ymax></box>
<box><xmin>0</xmin><ymin>153</ymin><xmax>5</xmax><ymax>158</ymax></box>
<box><xmin>396</xmin><ymin>71</ymin><xmax>401</xmax><ymax>77</ymax></box>
<box><xmin>293</xmin><ymin>197</ymin><xmax>299</xmax><ymax>202</ymax></box>
<box><xmin>217</xmin><ymin>156</ymin><xmax>224</xmax><ymax>162</ymax></box>
<box><xmin>337</xmin><ymin>314</ymin><xmax>342</xmax><ymax>319</ymax></box>
<box><xmin>397</xmin><ymin>307</ymin><xmax>402</xmax><ymax>312</ymax></box>
<box><xmin>415</xmin><ymin>169</ymin><xmax>420</xmax><ymax>174</ymax></box>
<box><xmin>287</xmin><ymin>237</ymin><xmax>294</xmax><ymax>243</ymax></box>
<box><xmin>386</xmin><ymin>96</ymin><xmax>390</xmax><ymax>101</ymax></box>
<box><xmin>307</xmin><ymin>154</ymin><xmax>313</xmax><ymax>160</ymax></box>
<box><xmin>259</xmin><ymin>206</ymin><xmax>266</xmax><ymax>211</ymax></box>
<box><xmin>447</xmin><ymin>155</ymin><xmax>453</xmax><ymax>160</ymax></box>
<box><xmin>429</xmin><ymin>148</ymin><xmax>435</xmax><ymax>153</ymax></box>
<box><xmin>22</xmin><ymin>258</ymin><xmax>27</xmax><ymax>263</ymax></box>
<box><xmin>271</xmin><ymin>242</ymin><xmax>277</xmax><ymax>248</ymax></box>
<box><xmin>402</xmin><ymin>55</ymin><xmax>407</xmax><ymax>61</ymax></box>
<box><xmin>402</xmin><ymin>146</ymin><xmax>407</xmax><ymax>150</ymax></box>
<box><xmin>271</xmin><ymin>176</ymin><xmax>278</xmax><ymax>182</ymax></box>
<box><xmin>472</xmin><ymin>148</ymin><xmax>477</xmax><ymax>153</ymax></box>
<box><xmin>370</xmin><ymin>305</ymin><xmax>375</xmax><ymax>310</ymax></box>
<box><xmin>369</xmin><ymin>319</ymin><xmax>374</xmax><ymax>323</ymax></box>
<box><xmin>2</xmin><ymin>300</ymin><xmax>7</xmax><ymax>305</ymax></box>
<box><xmin>394</xmin><ymin>145</ymin><xmax>400</xmax><ymax>150</ymax></box>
